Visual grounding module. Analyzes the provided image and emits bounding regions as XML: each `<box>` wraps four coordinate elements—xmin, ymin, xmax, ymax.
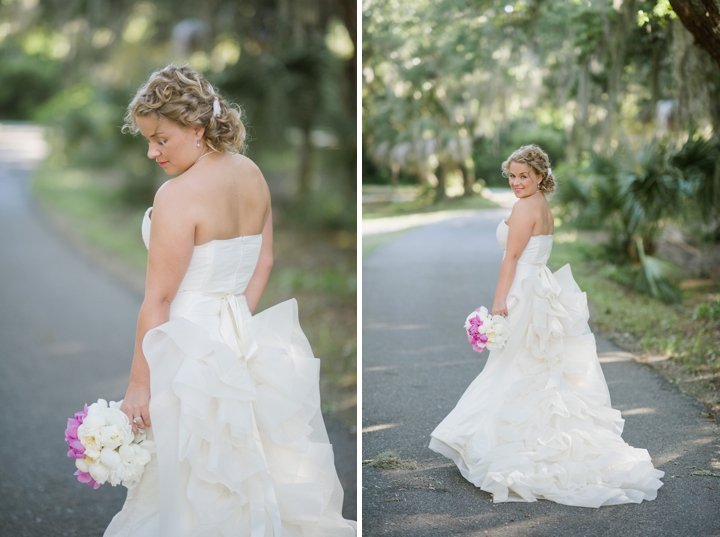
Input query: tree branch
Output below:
<box><xmin>669</xmin><ymin>0</ymin><xmax>720</xmax><ymax>68</ymax></box>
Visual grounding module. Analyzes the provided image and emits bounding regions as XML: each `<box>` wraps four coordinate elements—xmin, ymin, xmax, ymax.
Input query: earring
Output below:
<box><xmin>196</xmin><ymin>139</ymin><xmax>200</xmax><ymax>148</ymax></box>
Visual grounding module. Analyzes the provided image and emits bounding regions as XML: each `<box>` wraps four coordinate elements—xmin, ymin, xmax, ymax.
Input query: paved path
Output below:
<box><xmin>0</xmin><ymin>124</ymin><xmax>355</xmax><ymax>536</ymax></box>
<box><xmin>362</xmin><ymin>209</ymin><xmax>720</xmax><ymax>536</ymax></box>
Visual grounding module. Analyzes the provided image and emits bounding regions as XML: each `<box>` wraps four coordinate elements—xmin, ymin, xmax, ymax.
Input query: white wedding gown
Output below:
<box><xmin>429</xmin><ymin>219</ymin><xmax>664</xmax><ymax>508</ymax></box>
<box><xmin>105</xmin><ymin>207</ymin><xmax>356</xmax><ymax>536</ymax></box>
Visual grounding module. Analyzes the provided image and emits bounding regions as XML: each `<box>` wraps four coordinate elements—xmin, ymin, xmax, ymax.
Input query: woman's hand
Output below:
<box><xmin>120</xmin><ymin>382</ymin><xmax>152</xmax><ymax>435</ymax></box>
<box><xmin>492</xmin><ymin>297</ymin><xmax>508</xmax><ymax>317</ymax></box>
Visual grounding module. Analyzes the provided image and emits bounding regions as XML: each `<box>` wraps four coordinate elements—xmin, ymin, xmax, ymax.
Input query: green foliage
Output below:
<box><xmin>363</xmin><ymin>0</ymin><xmax>719</xmax><ymax>201</ymax></box>
<box><xmin>1</xmin><ymin>0</ymin><xmax>356</xmax><ymax>224</ymax></box>
<box><xmin>694</xmin><ymin>296</ymin><xmax>720</xmax><ymax>320</ymax></box>
<box><xmin>0</xmin><ymin>45</ymin><xmax>61</xmax><ymax>120</ymax></box>
<box><xmin>670</xmin><ymin>135</ymin><xmax>720</xmax><ymax>237</ymax></box>
<box><xmin>553</xmin><ymin>136</ymin><xmax>720</xmax><ymax>301</ymax></box>
<box><xmin>634</xmin><ymin>237</ymin><xmax>683</xmax><ymax>303</ymax></box>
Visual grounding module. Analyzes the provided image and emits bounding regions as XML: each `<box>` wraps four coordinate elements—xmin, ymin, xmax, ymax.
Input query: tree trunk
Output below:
<box><xmin>461</xmin><ymin>161</ymin><xmax>475</xmax><ymax>197</ymax></box>
<box><xmin>297</xmin><ymin>121</ymin><xmax>313</xmax><ymax>201</ymax></box>
<box><xmin>391</xmin><ymin>163</ymin><xmax>399</xmax><ymax>188</ymax></box>
<box><xmin>435</xmin><ymin>163</ymin><xmax>447</xmax><ymax>203</ymax></box>
<box><xmin>669</xmin><ymin>0</ymin><xmax>720</xmax><ymax>69</ymax></box>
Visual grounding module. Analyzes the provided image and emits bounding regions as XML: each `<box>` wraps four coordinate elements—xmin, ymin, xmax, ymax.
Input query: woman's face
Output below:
<box><xmin>507</xmin><ymin>161</ymin><xmax>541</xmax><ymax>199</ymax></box>
<box><xmin>135</xmin><ymin>115</ymin><xmax>204</xmax><ymax>176</ymax></box>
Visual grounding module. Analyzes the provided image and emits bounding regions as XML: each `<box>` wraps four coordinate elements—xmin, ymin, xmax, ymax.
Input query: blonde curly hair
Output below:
<box><xmin>123</xmin><ymin>64</ymin><xmax>246</xmax><ymax>153</ymax></box>
<box><xmin>501</xmin><ymin>144</ymin><xmax>556</xmax><ymax>195</ymax></box>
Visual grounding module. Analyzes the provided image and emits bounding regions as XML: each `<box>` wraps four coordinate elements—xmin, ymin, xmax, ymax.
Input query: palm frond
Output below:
<box><xmin>634</xmin><ymin>237</ymin><xmax>683</xmax><ymax>303</ymax></box>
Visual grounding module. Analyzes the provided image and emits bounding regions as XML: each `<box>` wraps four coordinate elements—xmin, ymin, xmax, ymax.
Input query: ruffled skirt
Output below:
<box><xmin>105</xmin><ymin>298</ymin><xmax>356</xmax><ymax>536</ymax></box>
<box><xmin>429</xmin><ymin>264</ymin><xmax>664</xmax><ymax>508</ymax></box>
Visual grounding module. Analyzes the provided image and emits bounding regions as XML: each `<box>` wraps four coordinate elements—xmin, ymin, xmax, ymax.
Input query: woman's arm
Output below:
<box><xmin>244</xmin><ymin>208</ymin><xmax>273</xmax><ymax>314</ymax></box>
<box><xmin>120</xmin><ymin>184</ymin><xmax>196</xmax><ymax>433</ymax></box>
<box><xmin>492</xmin><ymin>202</ymin><xmax>535</xmax><ymax>316</ymax></box>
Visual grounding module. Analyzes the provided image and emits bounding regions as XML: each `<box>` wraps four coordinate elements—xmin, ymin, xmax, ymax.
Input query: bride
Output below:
<box><xmin>429</xmin><ymin>145</ymin><xmax>664</xmax><ymax>508</ymax></box>
<box><xmin>106</xmin><ymin>65</ymin><xmax>356</xmax><ymax>535</ymax></box>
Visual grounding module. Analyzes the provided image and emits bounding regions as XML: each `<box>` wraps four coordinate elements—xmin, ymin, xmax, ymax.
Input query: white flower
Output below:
<box><xmin>477</xmin><ymin>324</ymin><xmax>487</xmax><ymax>334</ymax></box>
<box><xmin>77</xmin><ymin>433</ymin><xmax>102</xmax><ymax>460</ymax></box>
<box><xmin>107</xmin><ymin>470</ymin><xmax>122</xmax><ymax>487</ymax></box>
<box><xmin>119</xmin><ymin>444</ymin><xmax>136</xmax><ymax>463</ymax></box>
<box><xmin>104</xmin><ymin>406</ymin><xmax>130</xmax><ymax>429</ymax></box>
<box><xmin>134</xmin><ymin>444</ymin><xmax>152</xmax><ymax>465</ymax></box>
<box><xmin>491</xmin><ymin>315</ymin><xmax>505</xmax><ymax>325</ymax></box>
<box><xmin>88</xmin><ymin>461</ymin><xmax>110</xmax><ymax>484</ymax></box>
<box><xmin>120</xmin><ymin>462</ymin><xmax>143</xmax><ymax>485</ymax></box>
<box><xmin>87</xmin><ymin>399</ymin><xmax>109</xmax><ymax>415</ymax></box>
<box><xmin>78</xmin><ymin>413</ymin><xmax>105</xmax><ymax>434</ymax></box>
<box><xmin>97</xmin><ymin>425</ymin><xmax>120</xmax><ymax>450</ymax></box>
<box><xmin>75</xmin><ymin>458</ymin><xmax>90</xmax><ymax>473</ymax></box>
<box><xmin>100</xmin><ymin>447</ymin><xmax>122</xmax><ymax>469</ymax></box>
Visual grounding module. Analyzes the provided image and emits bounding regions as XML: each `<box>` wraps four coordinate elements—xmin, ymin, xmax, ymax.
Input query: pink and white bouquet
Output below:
<box><xmin>465</xmin><ymin>306</ymin><xmax>510</xmax><ymax>353</ymax></box>
<box><xmin>65</xmin><ymin>399</ymin><xmax>155</xmax><ymax>489</ymax></box>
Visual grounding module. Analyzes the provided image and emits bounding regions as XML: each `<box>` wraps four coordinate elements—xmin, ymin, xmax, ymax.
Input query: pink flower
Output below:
<box><xmin>478</xmin><ymin>334</ymin><xmax>488</xmax><ymax>344</ymax></box>
<box><xmin>75</xmin><ymin>404</ymin><xmax>88</xmax><ymax>422</ymax></box>
<box><xmin>74</xmin><ymin>470</ymin><xmax>101</xmax><ymax>489</ymax></box>
<box><xmin>67</xmin><ymin>439</ymin><xmax>85</xmax><ymax>459</ymax></box>
<box><xmin>472</xmin><ymin>342</ymin><xmax>485</xmax><ymax>353</ymax></box>
<box><xmin>66</xmin><ymin>404</ymin><xmax>89</xmax><ymax>459</ymax></box>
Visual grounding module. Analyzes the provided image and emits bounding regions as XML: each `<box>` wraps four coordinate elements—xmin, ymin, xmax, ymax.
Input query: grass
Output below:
<box><xmin>32</xmin><ymin>162</ymin><xmax>357</xmax><ymax>428</ymax></box>
<box><xmin>362</xmin><ymin>228</ymin><xmax>417</xmax><ymax>258</ymax></box>
<box><xmin>362</xmin><ymin>184</ymin><xmax>498</xmax><ymax>220</ymax></box>
<box><xmin>363</xmin><ymin>451</ymin><xmax>418</xmax><ymax>470</ymax></box>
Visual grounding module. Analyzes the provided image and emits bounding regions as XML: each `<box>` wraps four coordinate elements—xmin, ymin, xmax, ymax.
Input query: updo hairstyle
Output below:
<box><xmin>123</xmin><ymin>64</ymin><xmax>246</xmax><ymax>153</ymax></box>
<box><xmin>501</xmin><ymin>144</ymin><xmax>556</xmax><ymax>195</ymax></box>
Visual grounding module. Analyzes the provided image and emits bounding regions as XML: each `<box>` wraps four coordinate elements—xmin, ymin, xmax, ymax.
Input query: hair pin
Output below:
<box><xmin>213</xmin><ymin>97</ymin><xmax>221</xmax><ymax>117</ymax></box>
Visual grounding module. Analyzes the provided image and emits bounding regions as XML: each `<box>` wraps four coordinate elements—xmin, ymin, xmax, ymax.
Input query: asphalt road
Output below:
<box><xmin>0</xmin><ymin>124</ymin><xmax>355</xmax><ymax>536</ymax></box>
<box><xmin>362</xmin><ymin>208</ymin><xmax>720</xmax><ymax>537</ymax></box>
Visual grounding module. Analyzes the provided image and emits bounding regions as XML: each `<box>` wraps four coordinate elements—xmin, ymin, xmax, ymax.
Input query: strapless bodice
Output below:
<box><xmin>141</xmin><ymin>207</ymin><xmax>261</xmax><ymax>297</ymax></box>
<box><xmin>496</xmin><ymin>219</ymin><xmax>553</xmax><ymax>265</ymax></box>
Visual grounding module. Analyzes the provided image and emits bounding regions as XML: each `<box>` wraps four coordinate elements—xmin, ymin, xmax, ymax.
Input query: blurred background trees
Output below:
<box><xmin>0</xmin><ymin>0</ymin><xmax>357</xmax><ymax>228</ymax></box>
<box><xmin>363</xmin><ymin>0</ymin><xmax>720</xmax><ymax>302</ymax></box>
<box><xmin>0</xmin><ymin>0</ymin><xmax>358</xmax><ymax>425</ymax></box>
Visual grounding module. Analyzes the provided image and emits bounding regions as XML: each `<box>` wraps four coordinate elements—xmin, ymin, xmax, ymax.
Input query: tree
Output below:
<box><xmin>669</xmin><ymin>0</ymin><xmax>720</xmax><ymax>68</ymax></box>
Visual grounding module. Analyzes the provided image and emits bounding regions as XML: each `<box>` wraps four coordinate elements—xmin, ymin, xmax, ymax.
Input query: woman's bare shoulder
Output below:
<box><xmin>152</xmin><ymin>177</ymin><xmax>196</xmax><ymax>216</ymax></box>
<box><xmin>232</xmin><ymin>154</ymin><xmax>267</xmax><ymax>185</ymax></box>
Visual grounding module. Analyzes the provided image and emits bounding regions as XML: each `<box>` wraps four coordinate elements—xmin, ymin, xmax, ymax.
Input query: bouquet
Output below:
<box><xmin>65</xmin><ymin>399</ymin><xmax>155</xmax><ymax>489</ymax></box>
<box><xmin>465</xmin><ymin>306</ymin><xmax>510</xmax><ymax>353</ymax></box>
